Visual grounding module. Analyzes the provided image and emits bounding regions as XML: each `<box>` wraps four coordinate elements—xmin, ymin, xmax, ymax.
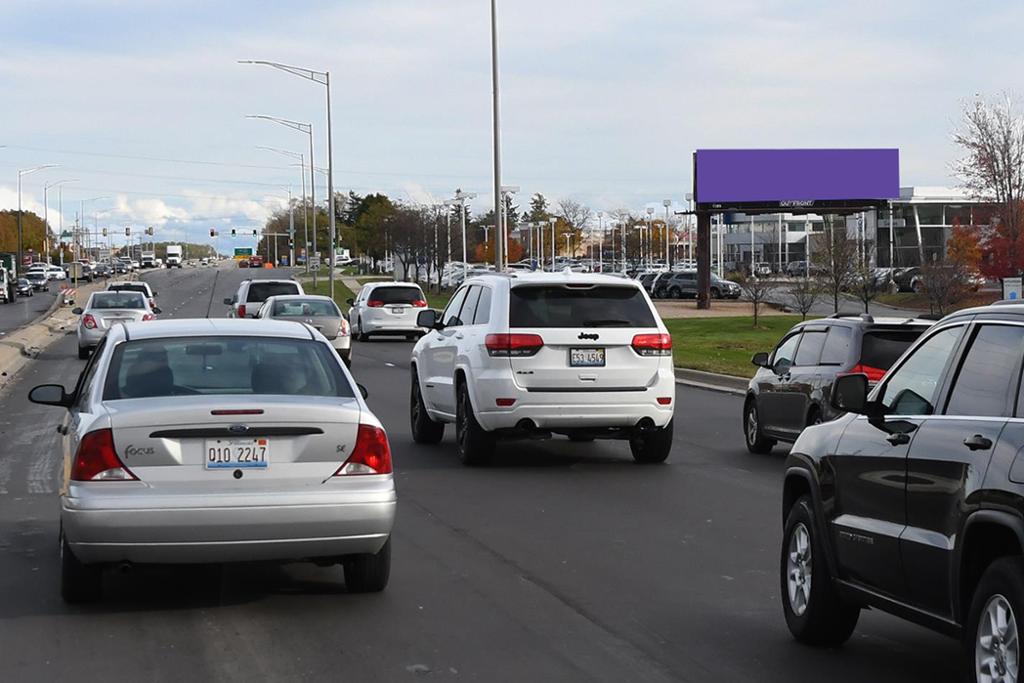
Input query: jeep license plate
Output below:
<box><xmin>570</xmin><ymin>348</ymin><xmax>605</xmax><ymax>367</ymax></box>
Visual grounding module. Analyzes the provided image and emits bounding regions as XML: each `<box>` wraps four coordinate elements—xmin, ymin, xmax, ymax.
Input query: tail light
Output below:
<box><xmin>632</xmin><ymin>333</ymin><xmax>672</xmax><ymax>356</ymax></box>
<box><xmin>71</xmin><ymin>429</ymin><xmax>137</xmax><ymax>482</ymax></box>
<box><xmin>142</xmin><ymin>313</ymin><xmax>155</xmax><ymax>321</ymax></box>
<box><xmin>367</xmin><ymin>300</ymin><xmax>384</xmax><ymax>308</ymax></box>
<box><xmin>847</xmin><ymin>363</ymin><xmax>886</xmax><ymax>383</ymax></box>
<box><xmin>485</xmin><ymin>333</ymin><xmax>544</xmax><ymax>357</ymax></box>
<box><xmin>411</xmin><ymin>299</ymin><xmax>427</xmax><ymax>308</ymax></box>
<box><xmin>237</xmin><ymin>304</ymin><xmax>247</xmax><ymax>317</ymax></box>
<box><xmin>334</xmin><ymin>424</ymin><xmax>392</xmax><ymax>476</ymax></box>
<box><xmin>340</xmin><ymin>318</ymin><xmax>350</xmax><ymax>336</ymax></box>
<box><xmin>82</xmin><ymin>313</ymin><xmax>97</xmax><ymax>329</ymax></box>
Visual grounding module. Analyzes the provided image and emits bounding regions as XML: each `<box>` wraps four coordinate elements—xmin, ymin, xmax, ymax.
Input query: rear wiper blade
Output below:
<box><xmin>582</xmin><ymin>319</ymin><xmax>632</xmax><ymax>327</ymax></box>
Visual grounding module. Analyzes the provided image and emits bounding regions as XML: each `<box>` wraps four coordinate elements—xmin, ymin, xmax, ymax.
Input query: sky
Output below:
<box><xmin>1</xmin><ymin>0</ymin><xmax>1021</xmax><ymax>254</ymax></box>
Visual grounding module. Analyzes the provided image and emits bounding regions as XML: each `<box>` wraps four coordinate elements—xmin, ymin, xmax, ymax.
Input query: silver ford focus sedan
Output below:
<box><xmin>30</xmin><ymin>318</ymin><xmax>396</xmax><ymax>602</ymax></box>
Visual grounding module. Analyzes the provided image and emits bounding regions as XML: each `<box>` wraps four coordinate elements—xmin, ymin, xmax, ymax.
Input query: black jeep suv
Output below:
<box><xmin>745</xmin><ymin>313</ymin><xmax>931</xmax><ymax>453</ymax></box>
<box><xmin>781</xmin><ymin>301</ymin><xmax>1024</xmax><ymax>681</ymax></box>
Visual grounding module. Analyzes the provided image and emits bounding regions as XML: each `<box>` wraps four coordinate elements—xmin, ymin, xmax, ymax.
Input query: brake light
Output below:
<box><xmin>334</xmin><ymin>424</ymin><xmax>392</xmax><ymax>476</ymax></box>
<box><xmin>485</xmin><ymin>333</ymin><xmax>544</xmax><ymax>357</ymax></box>
<box><xmin>237</xmin><ymin>304</ymin><xmax>247</xmax><ymax>317</ymax></box>
<box><xmin>340</xmin><ymin>318</ymin><xmax>349</xmax><ymax>335</ymax></box>
<box><xmin>411</xmin><ymin>299</ymin><xmax>427</xmax><ymax>308</ymax></box>
<box><xmin>367</xmin><ymin>300</ymin><xmax>384</xmax><ymax>308</ymax></box>
<box><xmin>632</xmin><ymin>333</ymin><xmax>672</xmax><ymax>356</ymax></box>
<box><xmin>142</xmin><ymin>313</ymin><xmax>155</xmax><ymax>321</ymax></box>
<box><xmin>82</xmin><ymin>313</ymin><xmax>97</xmax><ymax>329</ymax></box>
<box><xmin>71</xmin><ymin>429</ymin><xmax>137</xmax><ymax>482</ymax></box>
<box><xmin>848</xmin><ymin>363</ymin><xmax>886</xmax><ymax>383</ymax></box>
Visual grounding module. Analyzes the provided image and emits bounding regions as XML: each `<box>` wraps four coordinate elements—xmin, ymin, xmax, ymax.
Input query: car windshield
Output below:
<box><xmin>91</xmin><ymin>292</ymin><xmax>146</xmax><ymax>310</ymax></box>
<box><xmin>510</xmin><ymin>285</ymin><xmax>657</xmax><ymax>328</ymax></box>
<box><xmin>272</xmin><ymin>300</ymin><xmax>339</xmax><ymax>317</ymax></box>
<box><xmin>102</xmin><ymin>336</ymin><xmax>353</xmax><ymax>400</ymax></box>
<box><xmin>247</xmin><ymin>281</ymin><xmax>300</xmax><ymax>302</ymax></box>
<box><xmin>369</xmin><ymin>286</ymin><xmax>423</xmax><ymax>304</ymax></box>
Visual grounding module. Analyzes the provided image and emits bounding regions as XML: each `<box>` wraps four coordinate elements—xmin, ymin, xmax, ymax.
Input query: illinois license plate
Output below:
<box><xmin>570</xmin><ymin>348</ymin><xmax>605</xmax><ymax>367</ymax></box>
<box><xmin>205</xmin><ymin>438</ymin><xmax>269</xmax><ymax>469</ymax></box>
<box><xmin>389</xmin><ymin>306</ymin><xmax>406</xmax><ymax>314</ymax></box>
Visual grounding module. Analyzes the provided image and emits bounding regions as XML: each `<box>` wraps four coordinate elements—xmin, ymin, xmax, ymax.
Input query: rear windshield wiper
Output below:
<box><xmin>581</xmin><ymin>319</ymin><xmax>632</xmax><ymax>327</ymax></box>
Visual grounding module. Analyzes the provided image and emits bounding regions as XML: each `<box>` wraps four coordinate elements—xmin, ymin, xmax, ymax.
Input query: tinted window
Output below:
<box><xmin>73</xmin><ymin>339</ymin><xmax>107</xmax><ymax>409</ymax></box>
<box><xmin>368</xmin><ymin>286</ymin><xmax>423</xmax><ymax>305</ymax></box>
<box><xmin>272</xmin><ymin>300</ymin><xmax>339</xmax><ymax>317</ymax></box>
<box><xmin>773</xmin><ymin>333</ymin><xmax>801</xmax><ymax>369</ymax></box>
<box><xmin>109</xmin><ymin>284</ymin><xmax>149</xmax><ymax>296</ymax></box>
<box><xmin>91</xmin><ymin>293</ymin><xmax>146</xmax><ymax>309</ymax></box>
<box><xmin>820</xmin><ymin>326</ymin><xmax>853</xmax><ymax>365</ymax></box>
<box><xmin>474</xmin><ymin>287</ymin><xmax>492</xmax><ymax>325</ymax></box>
<box><xmin>861</xmin><ymin>329</ymin><xmax>926</xmax><ymax>370</ymax></box>
<box><xmin>880</xmin><ymin>326</ymin><xmax>963</xmax><ymax>415</ymax></box>
<box><xmin>946</xmin><ymin>325</ymin><xmax>1024</xmax><ymax>417</ymax></box>
<box><xmin>509</xmin><ymin>286</ymin><xmax>656</xmax><ymax>328</ymax></box>
<box><xmin>794</xmin><ymin>330</ymin><xmax>827</xmax><ymax>366</ymax></box>
<box><xmin>460</xmin><ymin>286</ymin><xmax>482</xmax><ymax>326</ymax></box>
<box><xmin>442</xmin><ymin>287</ymin><xmax>469</xmax><ymax>326</ymax></box>
<box><xmin>103</xmin><ymin>336</ymin><xmax>351</xmax><ymax>400</ymax></box>
<box><xmin>247</xmin><ymin>281</ymin><xmax>300</xmax><ymax>302</ymax></box>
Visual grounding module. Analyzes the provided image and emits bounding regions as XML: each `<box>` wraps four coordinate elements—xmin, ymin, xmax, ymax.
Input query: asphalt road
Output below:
<box><xmin>0</xmin><ymin>285</ymin><xmax>61</xmax><ymax>335</ymax></box>
<box><xmin>0</xmin><ymin>264</ymin><xmax>961</xmax><ymax>682</ymax></box>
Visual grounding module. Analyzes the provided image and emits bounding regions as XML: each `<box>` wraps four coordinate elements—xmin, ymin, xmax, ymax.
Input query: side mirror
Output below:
<box><xmin>71</xmin><ymin>307</ymin><xmax>83</xmax><ymax>315</ymax></box>
<box><xmin>153</xmin><ymin>307</ymin><xmax>163</xmax><ymax>314</ymax></box>
<box><xmin>357</xmin><ymin>384</ymin><xmax>369</xmax><ymax>400</ymax></box>
<box><xmin>751</xmin><ymin>352</ymin><xmax>770</xmax><ymax>368</ymax></box>
<box><xmin>29</xmin><ymin>384</ymin><xmax>72</xmax><ymax>408</ymax></box>
<box><xmin>152</xmin><ymin>291</ymin><xmax>158</xmax><ymax>296</ymax></box>
<box><xmin>417</xmin><ymin>309</ymin><xmax>441</xmax><ymax>330</ymax></box>
<box><xmin>223</xmin><ymin>298</ymin><xmax>233</xmax><ymax>305</ymax></box>
<box><xmin>346</xmin><ymin>298</ymin><xmax>354</xmax><ymax>306</ymax></box>
<box><xmin>831</xmin><ymin>373</ymin><xmax>869</xmax><ymax>414</ymax></box>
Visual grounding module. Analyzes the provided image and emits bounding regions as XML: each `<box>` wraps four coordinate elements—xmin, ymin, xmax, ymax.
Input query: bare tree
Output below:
<box><xmin>737</xmin><ymin>274</ymin><xmax>774</xmax><ymax>327</ymax></box>
<box><xmin>850</xmin><ymin>246</ymin><xmax>881</xmax><ymax>313</ymax></box>
<box><xmin>812</xmin><ymin>216</ymin><xmax>859</xmax><ymax>314</ymax></box>
<box><xmin>788</xmin><ymin>277</ymin><xmax>822</xmax><ymax>321</ymax></box>
<box><xmin>918</xmin><ymin>260</ymin><xmax>971</xmax><ymax>316</ymax></box>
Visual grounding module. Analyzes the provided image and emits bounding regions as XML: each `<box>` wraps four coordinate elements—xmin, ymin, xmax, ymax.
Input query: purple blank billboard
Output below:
<box><xmin>694</xmin><ymin>148</ymin><xmax>899</xmax><ymax>207</ymax></box>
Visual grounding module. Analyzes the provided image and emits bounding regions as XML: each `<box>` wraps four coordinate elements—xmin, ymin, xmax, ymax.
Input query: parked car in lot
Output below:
<box><xmin>348</xmin><ymin>282</ymin><xmax>427</xmax><ymax>341</ymax></box>
<box><xmin>73</xmin><ymin>290</ymin><xmax>160</xmax><ymax>359</ymax></box>
<box><xmin>779</xmin><ymin>301</ymin><xmax>1024</xmax><ymax>682</ymax></box>
<box><xmin>410</xmin><ymin>272</ymin><xmax>675</xmax><ymax>465</ymax></box>
<box><xmin>15</xmin><ymin>278</ymin><xmax>33</xmax><ymax>297</ymax></box>
<box><xmin>28</xmin><ymin>318</ymin><xmax>395</xmax><ymax>602</ymax></box>
<box><xmin>224</xmin><ymin>278</ymin><xmax>304</xmax><ymax>318</ymax></box>
<box><xmin>753</xmin><ymin>262</ymin><xmax>773</xmax><ymax>278</ymax></box>
<box><xmin>258</xmin><ymin>294</ymin><xmax>352</xmax><ymax>366</ymax></box>
<box><xmin>744</xmin><ymin>313</ymin><xmax>931</xmax><ymax>453</ymax></box>
<box><xmin>25</xmin><ymin>270</ymin><xmax>49</xmax><ymax>292</ymax></box>
<box><xmin>652</xmin><ymin>270</ymin><xmax>741</xmax><ymax>299</ymax></box>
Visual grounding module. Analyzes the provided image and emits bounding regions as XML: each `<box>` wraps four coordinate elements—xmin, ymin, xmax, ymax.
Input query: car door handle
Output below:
<box><xmin>886</xmin><ymin>433</ymin><xmax>911</xmax><ymax>446</ymax></box>
<box><xmin>964</xmin><ymin>434</ymin><xmax>993</xmax><ymax>451</ymax></box>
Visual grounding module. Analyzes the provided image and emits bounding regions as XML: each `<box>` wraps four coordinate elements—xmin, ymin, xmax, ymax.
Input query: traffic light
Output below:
<box><xmin>125</xmin><ymin>227</ymin><xmax>131</xmax><ymax>237</ymax></box>
<box><xmin>101</xmin><ymin>228</ymin><xmax>107</xmax><ymax>237</ymax></box>
<box><xmin>146</xmin><ymin>226</ymin><xmax>154</xmax><ymax>236</ymax></box>
<box><xmin>231</xmin><ymin>229</ymin><xmax>237</xmax><ymax>237</ymax></box>
<box><xmin>252</xmin><ymin>229</ymin><xmax>258</xmax><ymax>237</ymax></box>
<box><xmin>209</xmin><ymin>228</ymin><xmax>216</xmax><ymax>238</ymax></box>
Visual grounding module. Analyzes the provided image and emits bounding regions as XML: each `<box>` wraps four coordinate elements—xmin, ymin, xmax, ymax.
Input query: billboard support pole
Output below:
<box><xmin>697</xmin><ymin>211</ymin><xmax>711</xmax><ymax>310</ymax></box>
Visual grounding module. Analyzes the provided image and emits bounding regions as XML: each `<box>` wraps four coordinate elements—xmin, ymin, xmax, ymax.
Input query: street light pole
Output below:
<box><xmin>43</xmin><ymin>179</ymin><xmax>76</xmax><ymax>265</ymax></box>
<box><xmin>549</xmin><ymin>217</ymin><xmax>557</xmax><ymax>270</ymax></box>
<box><xmin>598</xmin><ymin>211</ymin><xmax>604</xmax><ymax>272</ymax></box>
<box><xmin>17</xmin><ymin>165</ymin><xmax>58</xmax><ymax>266</ymax></box>
<box><xmin>490</xmin><ymin>0</ymin><xmax>504</xmax><ymax>272</ymax></box>
<box><xmin>258</xmin><ymin>146</ymin><xmax>307</xmax><ymax>271</ymax></box>
<box><xmin>663</xmin><ymin>200</ymin><xmax>671</xmax><ymax>268</ymax></box>
<box><xmin>499</xmin><ymin>185</ymin><xmax>518</xmax><ymax>269</ymax></box>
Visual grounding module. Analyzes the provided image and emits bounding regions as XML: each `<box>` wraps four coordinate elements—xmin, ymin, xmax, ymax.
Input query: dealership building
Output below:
<box><xmin>718</xmin><ymin>186</ymin><xmax>994</xmax><ymax>270</ymax></box>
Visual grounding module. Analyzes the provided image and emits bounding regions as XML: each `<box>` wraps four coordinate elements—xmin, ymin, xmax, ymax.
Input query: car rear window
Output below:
<box><xmin>92</xmin><ymin>293</ymin><xmax>146</xmax><ymax>309</ymax></box>
<box><xmin>368</xmin><ymin>286</ymin><xmax>423</xmax><ymax>305</ymax></box>
<box><xmin>247</xmin><ymin>282</ymin><xmax>300</xmax><ymax>302</ymax></box>
<box><xmin>103</xmin><ymin>336</ymin><xmax>352</xmax><ymax>400</ymax></box>
<box><xmin>861</xmin><ymin>329</ymin><xmax>926</xmax><ymax>370</ymax></box>
<box><xmin>110</xmin><ymin>284</ymin><xmax>149</xmax><ymax>296</ymax></box>
<box><xmin>510</xmin><ymin>285</ymin><xmax>656</xmax><ymax>328</ymax></box>
<box><xmin>272</xmin><ymin>300</ymin><xmax>339</xmax><ymax>317</ymax></box>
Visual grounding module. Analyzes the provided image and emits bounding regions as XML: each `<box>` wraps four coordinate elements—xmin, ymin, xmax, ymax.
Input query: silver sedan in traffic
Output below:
<box><xmin>257</xmin><ymin>294</ymin><xmax>352</xmax><ymax>365</ymax></box>
<box><xmin>29</xmin><ymin>318</ymin><xmax>395</xmax><ymax>603</ymax></box>
<box><xmin>73</xmin><ymin>290</ymin><xmax>160</xmax><ymax>359</ymax></box>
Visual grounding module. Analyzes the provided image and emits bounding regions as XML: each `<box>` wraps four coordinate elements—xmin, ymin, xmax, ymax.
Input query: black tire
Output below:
<box><xmin>78</xmin><ymin>346</ymin><xmax>90</xmax><ymax>360</ymax></box>
<box><xmin>61</xmin><ymin>533</ymin><xmax>101</xmax><ymax>603</ymax></box>
<box><xmin>669</xmin><ymin>287</ymin><xmax>682</xmax><ymax>299</ymax></box>
<box><xmin>966</xmin><ymin>556</ymin><xmax>1024</xmax><ymax>683</ymax></box>
<box><xmin>355</xmin><ymin>318</ymin><xmax>369</xmax><ymax>342</ymax></box>
<box><xmin>343</xmin><ymin>538</ymin><xmax>391</xmax><ymax>593</ymax></box>
<box><xmin>410</xmin><ymin>369</ymin><xmax>444</xmax><ymax>444</ymax></box>
<box><xmin>630</xmin><ymin>419</ymin><xmax>673</xmax><ymax>463</ymax></box>
<box><xmin>455</xmin><ymin>381</ymin><xmax>494</xmax><ymax>465</ymax></box>
<box><xmin>781</xmin><ymin>496</ymin><xmax>859</xmax><ymax>646</ymax></box>
<box><xmin>711</xmin><ymin>287</ymin><xmax>721</xmax><ymax>299</ymax></box>
<box><xmin>744</xmin><ymin>398</ymin><xmax>776</xmax><ymax>454</ymax></box>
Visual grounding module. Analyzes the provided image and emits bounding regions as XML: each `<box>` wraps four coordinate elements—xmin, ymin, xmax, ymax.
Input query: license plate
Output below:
<box><xmin>205</xmin><ymin>438</ymin><xmax>269</xmax><ymax>469</ymax></box>
<box><xmin>389</xmin><ymin>306</ymin><xmax>405</xmax><ymax>314</ymax></box>
<box><xmin>570</xmin><ymin>348</ymin><xmax>606</xmax><ymax>367</ymax></box>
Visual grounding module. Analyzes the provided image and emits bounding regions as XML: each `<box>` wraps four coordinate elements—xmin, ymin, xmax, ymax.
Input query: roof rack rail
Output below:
<box><xmin>917</xmin><ymin>313</ymin><xmax>945</xmax><ymax>321</ymax></box>
<box><xmin>991</xmin><ymin>299</ymin><xmax>1024</xmax><ymax>306</ymax></box>
<box><xmin>829</xmin><ymin>312</ymin><xmax>874</xmax><ymax>323</ymax></box>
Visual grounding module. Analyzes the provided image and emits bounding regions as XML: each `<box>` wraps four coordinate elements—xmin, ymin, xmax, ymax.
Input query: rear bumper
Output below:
<box><xmin>62</xmin><ymin>484</ymin><xmax>397</xmax><ymax>564</ymax></box>
<box><xmin>78</xmin><ymin>327</ymin><xmax>105</xmax><ymax>347</ymax></box>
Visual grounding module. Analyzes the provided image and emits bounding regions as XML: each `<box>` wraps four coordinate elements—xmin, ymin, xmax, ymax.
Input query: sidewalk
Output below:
<box><xmin>674</xmin><ymin>367</ymin><xmax>747</xmax><ymax>396</ymax></box>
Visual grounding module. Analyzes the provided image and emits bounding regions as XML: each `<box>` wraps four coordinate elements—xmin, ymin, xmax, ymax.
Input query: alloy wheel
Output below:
<box><xmin>787</xmin><ymin>522</ymin><xmax>812</xmax><ymax>617</ymax></box>
<box><xmin>977</xmin><ymin>594</ymin><xmax>1019</xmax><ymax>683</ymax></box>
<box><xmin>746</xmin><ymin>405</ymin><xmax>759</xmax><ymax>446</ymax></box>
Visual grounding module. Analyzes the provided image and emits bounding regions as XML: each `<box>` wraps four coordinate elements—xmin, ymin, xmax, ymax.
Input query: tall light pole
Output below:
<box><xmin>452</xmin><ymin>190</ymin><xmax>476</xmax><ymax>267</ymax></box>
<box><xmin>79</xmin><ymin>196</ymin><xmax>109</xmax><ymax>264</ymax></box>
<box><xmin>246</xmin><ymin>114</ymin><xmax>316</xmax><ymax>283</ymax></box>
<box><xmin>489</xmin><ymin>0</ymin><xmax>505</xmax><ymax>273</ymax></box>
<box><xmin>549</xmin><ymin>217</ymin><xmax>557</xmax><ymax>269</ymax></box>
<box><xmin>598</xmin><ymin>211</ymin><xmax>605</xmax><ymax>272</ymax></box>
<box><xmin>44</xmin><ymin>179</ymin><xmax>76</xmax><ymax>264</ymax></box>
<box><xmin>240</xmin><ymin>60</ymin><xmax>335</xmax><ymax>297</ymax></box>
<box><xmin>17</xmin><ymin>165</ymin><xmax>58</xmax><ymax>266</ymax></box>
<box><xmin>258</xmin><ymin>146</ymin><xmax>307</xmax><ymax>272</ymax></box>
<box><xmin>663</xmin><ymin>200</ymin><xmax>672</xmax><ymax>268</ymax></box>
<box><xmin>499</xmin><ymin>185</ymin><xmax>519</xmax><ymax>269</ymax></box>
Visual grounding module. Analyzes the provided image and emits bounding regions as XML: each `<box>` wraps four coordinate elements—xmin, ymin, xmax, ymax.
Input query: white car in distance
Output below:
<box><xmin>348</xmin><ymin>282</ymin><xmax>427</xmax><ymax>341</ymax></box>
<box><xmin>410</xmin><ymin>272</ymin><xmax>676</xmax><ymax>465</ymax></box>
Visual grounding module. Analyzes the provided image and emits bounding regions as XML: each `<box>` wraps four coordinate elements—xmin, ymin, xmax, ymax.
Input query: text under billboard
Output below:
<box><xmin>694</xmin><ymin>148</ymin><xmax>899</xmax><ymax>212</ymax></box>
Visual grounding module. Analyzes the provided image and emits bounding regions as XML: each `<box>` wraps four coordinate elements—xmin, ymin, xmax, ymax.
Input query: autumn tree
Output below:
<box><xmin>528</xmin><ymin>193</ymin><xmax>550</xmax><ymax>223</ymax></box>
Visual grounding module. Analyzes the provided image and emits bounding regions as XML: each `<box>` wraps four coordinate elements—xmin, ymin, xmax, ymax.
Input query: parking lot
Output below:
<box><xmin>0</xmin><ymin>263</ymin><xmax>960</xmax><ymax>682</ymax></box>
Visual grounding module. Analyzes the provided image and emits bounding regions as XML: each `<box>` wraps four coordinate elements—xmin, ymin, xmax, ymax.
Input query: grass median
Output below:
<box><xmin>664</xmin><ymin>316</ymin><xmax>804</xmax><ymax>378</ymax></box>
<box><xmin>300</xmin><ymin>276</ymin><xmax>356</xmax><ymax>309</ymax></box>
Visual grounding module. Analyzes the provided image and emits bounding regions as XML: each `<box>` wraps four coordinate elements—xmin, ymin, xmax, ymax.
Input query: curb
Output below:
<box><xmin>674</xmin><ymin>367</ymin><xmax>748</xmax><ymax>396</ymax></box>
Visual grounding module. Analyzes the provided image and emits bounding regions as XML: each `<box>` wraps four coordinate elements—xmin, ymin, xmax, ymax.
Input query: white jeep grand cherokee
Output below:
<box><xmin>410</xmin><ymin>272</ymin><xmax>676</xmax><ymax>465</ymax></box>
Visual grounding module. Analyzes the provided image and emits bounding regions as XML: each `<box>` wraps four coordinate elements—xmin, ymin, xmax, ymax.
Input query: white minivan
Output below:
<box><xmin>348</xmin><ymin>282</ymin><xmax>427</xmax><ymax>341</ymax></box>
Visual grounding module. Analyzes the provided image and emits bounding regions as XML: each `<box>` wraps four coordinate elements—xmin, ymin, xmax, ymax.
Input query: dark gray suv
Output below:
<box><xmin>744</xmin><ymin>313</ymin><xmax>932</xmax><ymax>453</ymax></box>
